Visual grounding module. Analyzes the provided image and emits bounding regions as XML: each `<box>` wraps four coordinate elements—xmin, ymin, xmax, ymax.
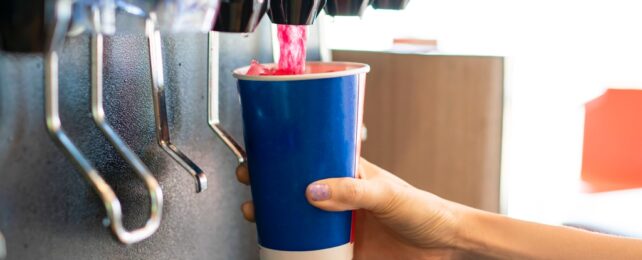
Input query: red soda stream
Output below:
<box><xmin>276</xmin><ymin>25</ymin><xmax>307</xmax><ymax>74</ymax></box>
<box><xmin>247</xmin><ymin>25</ymin><xmax>307</xmax><ymax>75</ymax></box>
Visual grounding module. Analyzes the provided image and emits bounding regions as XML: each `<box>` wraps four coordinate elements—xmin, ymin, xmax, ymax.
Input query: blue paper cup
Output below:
<box><xmin>232</xmin><ymin>62</ymin><xmax>369</xmax><ymax>259</ymax></box>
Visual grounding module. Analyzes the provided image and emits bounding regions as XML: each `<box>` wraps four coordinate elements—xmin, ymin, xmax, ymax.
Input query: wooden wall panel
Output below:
<box><xmin>333</xmin><ymin>50</ymin><xmax>504</xmax><ymax>212</ymax></box>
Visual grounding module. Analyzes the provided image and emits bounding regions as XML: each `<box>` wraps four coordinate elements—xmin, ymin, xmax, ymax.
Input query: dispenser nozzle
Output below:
<box><xmin>266</xmin><ymin>0</ymin><xmax>326</xmax><ymax>25</ymax></box>
<box><xmin>324</xmin><ymin>0</ymin><xmax>371</xmax><ymax>17</ymax></box>
<box><xmin>213</xmin><ymin>0</ymin><xmax>268</xmax><ymax>33</ymax></box>
<box><xmin>371</xmin><ymin>0</ymin><xmax>410</xmax><ymax>10</ymax></box>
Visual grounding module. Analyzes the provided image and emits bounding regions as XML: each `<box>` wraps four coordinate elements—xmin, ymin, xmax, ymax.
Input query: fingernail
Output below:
<box><xmin>308</xmin><ymin>183</ymin><xmax>330</xmax><ymax>201</ymax></box>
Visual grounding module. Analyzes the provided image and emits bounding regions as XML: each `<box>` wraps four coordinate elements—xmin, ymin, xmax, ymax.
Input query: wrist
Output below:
<box><xmin>451</xmin><ymin>206</ymin><xmax>492</xmax><ymax>253</ymax></box>
<box><xmin>454</xmin><ymin>206</ymin><xmax>518</xmax><ymax>259</ymax></box>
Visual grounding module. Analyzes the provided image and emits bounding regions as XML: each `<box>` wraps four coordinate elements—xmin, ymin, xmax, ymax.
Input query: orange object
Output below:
<box><xmin>582</xmin><ymin>89</ymin><xmax>642</xmax><ymax>192</ymax></box>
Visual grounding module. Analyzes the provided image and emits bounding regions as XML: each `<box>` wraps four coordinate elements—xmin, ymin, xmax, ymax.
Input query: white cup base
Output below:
<box><xmin>259</xmin><ymin>243</ymin><xmax>353</xmax><ymax>260</ymax></box>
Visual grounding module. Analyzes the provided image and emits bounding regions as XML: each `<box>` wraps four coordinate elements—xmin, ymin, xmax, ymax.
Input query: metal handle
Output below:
<box><xmin>207</xmin><ymin>31</ymin><xmax>246</xmax><ymax>164</ymax></box>
<box><xmin>43</xmin><ymin>2</ymin><xmax>163</xmax><ymax>244</ymax></box>
<box><xmin>46</xmin><ymin>51</ymin><xmax>163</xmax><ymax>245</ymax></box>
<box><xmin>145</xmin><ymin>18</ymin><xmax>208</xmax><ymax>192</ymax></box>
<box><xmin>87</xmin><ymin>8</ymin><xmax>163</xmax><ymax>244</ymax></box>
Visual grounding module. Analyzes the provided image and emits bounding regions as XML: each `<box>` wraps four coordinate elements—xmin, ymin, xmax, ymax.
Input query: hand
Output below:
<box><xmin>236</xmin><ymin>158</ymin><xmax>475</xmax><ymax>259</ymax></box>
<box><xmin>238</xmin><ymin>159</ymin><xmax>642</xmax><ymax>260</ymax></box>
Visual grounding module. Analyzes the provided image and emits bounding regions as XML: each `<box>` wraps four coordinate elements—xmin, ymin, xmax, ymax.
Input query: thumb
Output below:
<box><xmin>306</xmin><ymin>177</ymin><xmax>399</xmax><ymax>214</ymax></box>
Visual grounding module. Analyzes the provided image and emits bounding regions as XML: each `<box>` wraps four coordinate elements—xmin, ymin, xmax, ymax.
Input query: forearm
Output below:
<box><xmin>456</xmin><ymin>208</ymin><xmax>642</xmax><ymax>259</ymax></box>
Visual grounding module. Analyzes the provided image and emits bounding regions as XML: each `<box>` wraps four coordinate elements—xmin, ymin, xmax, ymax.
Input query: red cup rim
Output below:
<box><xmin>233</xmin><ymin>61</ymin><xmax>370</xmax><ymax>81</ymax></box>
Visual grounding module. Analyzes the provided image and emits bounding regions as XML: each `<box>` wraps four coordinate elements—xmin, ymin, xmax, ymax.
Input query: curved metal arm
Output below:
<box><xmin>46</xmin><ymin>50</ymin><xmax>162</xmax><ymax>244</ymax></box>
<box><xmin>42</xmin><ymin>3</ymin><xmax>162</xmax><ymax>244</ymax></box>
<box><xmin>145</xmin><ymin>18</ymin><xmax>208</xmax><ymax>192</ymax></box>
<box><xmin>207</xmin><ymin>31</ymin><xmax>246</xmax><ymax>164</ymax></box>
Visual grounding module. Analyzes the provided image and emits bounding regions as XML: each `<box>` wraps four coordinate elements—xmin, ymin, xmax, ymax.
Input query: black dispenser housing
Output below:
<box><xmin>371</xmin><ymin>0</ymin><xmax>410</xmax><ymax>10</ymax></box>
<box><xmin>324</xmin><ymin>0</ymin><xmax>371</xmax><ymax>17</ymax></box>
<box><xmin>214</xmin><ymin>0</ymin><xmax>269</xmax><ymax>32</ymax></box>
<box><xmin>0</xmin><ymin>0</ymin><xmax>50</xmax><ymax>52</ymax></box>
<box><xmin>266</xmin><ymin>0</ymin><xmax>326</xmax><ymax>25</ymax></box>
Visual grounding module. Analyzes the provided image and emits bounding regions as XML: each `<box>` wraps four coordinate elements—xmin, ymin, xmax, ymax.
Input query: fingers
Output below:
<box><xmin>237</xmin><ymin>164</ymin><xmax>254</xmax><ymax>222</ymax></box>
<box><xmin>306</xmin><ymin>177</ymin><xmax>402</xmax><ymax>215</ymax></box>
<box><xmin>236</xmin><ymin>163</ymin><xmax>255</xmax><ymax>222</ymax></box>
<box><xmin>239</xmin><ymin>159</ymin><xmax>407</xmax><ymax>222</ymax></box>
<box><xmin>236</xmin><ymin>163</ymin><xmax>250</xmax><ymax>185</ymax></box>
<box><xmin>241</xmin><ymin>201</ymin><xmax>255</xmax><ymax>222</ymax></box>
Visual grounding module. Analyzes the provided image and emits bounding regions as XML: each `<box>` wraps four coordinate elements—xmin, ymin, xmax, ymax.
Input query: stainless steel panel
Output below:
<box><xmin>0</xmin><ymin>14</ymin><xmax>319</xmax><ymax>259</ymax></box>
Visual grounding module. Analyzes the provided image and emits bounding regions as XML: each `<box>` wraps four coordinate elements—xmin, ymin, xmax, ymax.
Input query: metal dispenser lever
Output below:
<box><xmin>207</xmin><ymin>31</ymin><xmax>246</xmax><ymax>164</ymax></box>
<box><xmin>44</xmin><ymin>2</ymin><xmax>163</xmax><ymax>245</ymax></box>
<box><xmin>145</xmin><ymin>18</ymin><xmax>208</xmax><ymax>191</ymax></box>
<box><xmin>90</xmin><ymin>8</ymin><xmax>164</xmax><ymax>244</ymax></box>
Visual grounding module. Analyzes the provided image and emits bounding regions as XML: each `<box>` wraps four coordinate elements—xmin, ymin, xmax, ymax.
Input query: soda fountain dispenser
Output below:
<box><xmin>3</xmin><ymin>0</ymin><xmax>165</xmax><ymax>245</ymax></box>
<box><xmin>0</xmin><ymin>0</ymin><xmax>272</xmax><ymax>256</ymax></box>
<box><xmin>0</xmin><ymin>0</ymin><xmax>409</xmax><ymax>258</ymax></box>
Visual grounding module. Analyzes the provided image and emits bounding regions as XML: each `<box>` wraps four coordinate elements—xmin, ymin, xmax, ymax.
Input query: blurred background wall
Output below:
<box><xmin>323</xmin><ymin>0</ymin><xmax>642</xmax><ymax>225</ymax></box>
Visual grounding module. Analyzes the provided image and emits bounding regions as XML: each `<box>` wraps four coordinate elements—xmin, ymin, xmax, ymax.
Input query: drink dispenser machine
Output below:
<box><xmin>0</xmin><ymin>0</ymin><xmax>408</xmax><ymax>258</ymax></box>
